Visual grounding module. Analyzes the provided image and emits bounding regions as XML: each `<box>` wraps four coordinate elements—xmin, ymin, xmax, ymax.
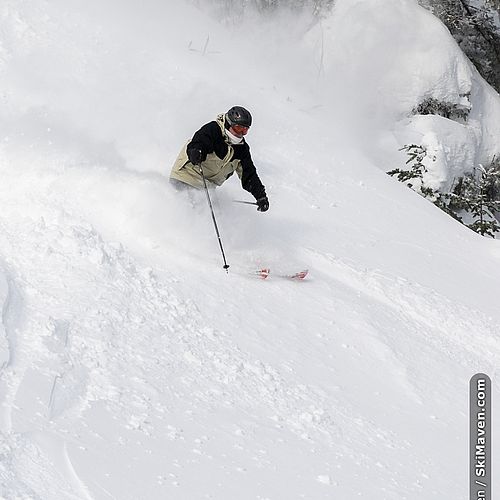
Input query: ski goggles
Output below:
<box><xmin>231</xmin><ymin>124</ymin><xmax>249</xmax><ymax>135</ymax></box>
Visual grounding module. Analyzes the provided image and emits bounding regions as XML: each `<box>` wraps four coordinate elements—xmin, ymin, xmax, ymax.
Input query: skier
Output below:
<box><xmin>170</xmin><ymin>106</ymin><xmax>269</xmax><ymax>212</ymax></box>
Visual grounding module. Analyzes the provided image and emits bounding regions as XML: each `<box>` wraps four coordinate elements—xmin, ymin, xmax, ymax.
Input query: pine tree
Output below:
<box><xmin>387</xmin><ymin>145</ymin><xmax>428</xmax><ymax>188</ymax></box>
<box><xmin>451</xmin><ymin>165</ymin><xmax>500</xmax><ymax>237</ymax></box>
<box><xmin>389</xmin><ymin>147</ymin><xmax>500</xmax><ymax>237</ymax></box>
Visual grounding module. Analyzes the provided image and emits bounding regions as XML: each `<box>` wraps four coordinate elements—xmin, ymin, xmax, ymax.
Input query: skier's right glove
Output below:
<box><xmin>188</xmin><ymin>148</ymin><xmax>203</xmax><ymax>165</ymax></box>
<box><xmin>256</xmin><ymin>196</ymin><xmax>269</xmax><ymax>212</ymax></box>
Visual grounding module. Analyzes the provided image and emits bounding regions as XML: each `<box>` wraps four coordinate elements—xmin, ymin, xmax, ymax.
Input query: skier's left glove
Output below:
<box><xmin>256</xmin><ymin>196</ymin><xmax>269</xmax><ymax>212</ymax></box>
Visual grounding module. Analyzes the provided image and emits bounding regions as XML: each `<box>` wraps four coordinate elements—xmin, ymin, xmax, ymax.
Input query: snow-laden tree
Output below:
<box><xmin>420</xmin><ymin>0</ymin><xmax>500</xmax><ymax>93</ymax></box>
<box><xmin>191</xmin><ymin>0</ymin><xmax>334</xmax><ymax>19</ymax></box>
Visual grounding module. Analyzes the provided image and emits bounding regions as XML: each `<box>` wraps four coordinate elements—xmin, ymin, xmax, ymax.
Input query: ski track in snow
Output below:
<box><xmin>0</xmin><ymin>264</ymin><xmax>24</xmax><ymax>434</ymax></box>
<box><xmin>307</xmin><ymin>248</ymin><xmax>500</xmax><ymax>371</ymax></box>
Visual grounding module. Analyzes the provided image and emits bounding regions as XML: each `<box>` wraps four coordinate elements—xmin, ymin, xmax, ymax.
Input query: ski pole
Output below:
<box><xmin>200</xmin><ymin>166</ymin><xmax>230</xmax><ymax>271</ymax></box>
<box><xmin>233</xmin><ymin>200</ymin><xmax>258</xmax><ymax>206</ymax></box>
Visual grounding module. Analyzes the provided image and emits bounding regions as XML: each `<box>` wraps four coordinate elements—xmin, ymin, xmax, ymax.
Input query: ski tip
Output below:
<box><xmin>257</xmin><ymin>268</ymin><xmax>270</xmax><ymax>279</ymax></box>
<box><xmin>292</xmin><ymin>269</ymin><xmax>309</xmax><ymax>280</ymax></box>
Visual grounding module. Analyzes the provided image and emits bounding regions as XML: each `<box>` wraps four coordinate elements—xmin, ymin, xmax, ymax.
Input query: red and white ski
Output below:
<box><xmin>255</xmin><ymin>268</ymin><xmax>309</xmax><ymax>280</ymax></box>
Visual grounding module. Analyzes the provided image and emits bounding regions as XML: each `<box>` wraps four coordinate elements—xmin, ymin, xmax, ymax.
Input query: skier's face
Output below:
<box><xmin>230</xmin><ymin>124</ymin><xmax>249</xmax><ymax>138</ymax></box>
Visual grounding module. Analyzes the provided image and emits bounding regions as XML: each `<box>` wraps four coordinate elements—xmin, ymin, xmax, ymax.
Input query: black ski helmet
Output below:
<box><xmin>225</xmin><ymin>106</ymin><xmax>252</xmax><ymax>128</ymax></box>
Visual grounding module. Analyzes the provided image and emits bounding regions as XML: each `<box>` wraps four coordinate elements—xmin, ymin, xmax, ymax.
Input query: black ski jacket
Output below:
<box><xmin>186</xmin><ymin>121</ymin><xmax>266</xmax><ymax>200</ymax></box>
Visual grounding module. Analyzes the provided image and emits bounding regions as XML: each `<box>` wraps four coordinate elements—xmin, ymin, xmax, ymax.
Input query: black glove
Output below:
<box><xmin>256</xmin><ymin>196</ymin><xmax>269</xmax><ymax>212</ymax></box>
<box><xmin>188</xmin><ymin>148</ymin><xmax>203</xmax><ymax>165</ymax></box>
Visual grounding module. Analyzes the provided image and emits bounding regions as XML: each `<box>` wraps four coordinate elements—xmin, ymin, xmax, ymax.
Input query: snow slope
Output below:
<box><xmin>1</xmin><ymin>0</ymin><xmax>500</xmax><ymax>499</ymax></box>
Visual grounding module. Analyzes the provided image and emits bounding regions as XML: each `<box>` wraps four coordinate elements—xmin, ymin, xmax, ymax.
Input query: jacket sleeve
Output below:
<box><xmin>239</xmin><ymin>145</ymin><xmax>266</xmax><ymax>200</ymax></box>
<box><xmin>186</xmin><ymin>121</ymin><xmax>226</xmax><ymax>162</ymax></box>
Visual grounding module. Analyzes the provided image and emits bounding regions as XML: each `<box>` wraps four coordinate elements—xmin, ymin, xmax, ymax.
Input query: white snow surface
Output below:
<box><xmin>1</xmin><ymin>0</ymin><xmax>500</xmax><ymax>499</ymax></box>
